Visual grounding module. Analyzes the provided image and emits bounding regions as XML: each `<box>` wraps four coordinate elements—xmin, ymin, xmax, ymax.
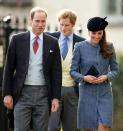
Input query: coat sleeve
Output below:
<box><xmin>70</xmin><ymin>42</ymin><xmax>84</xmax><ymax>83</ymax></box>
<box><xmin>51</xmin><ymin>39</ymin><xmax>62</xmax><ymax>100</ymax></box>
<box><xmin>2</xmin><ymin>35</ymin><xmax>16</xmax><ymax>97</ymax></box>
<box><xmin>107</xmin><ymin>44</ymin><xmax>119</xmax><ymax>80</ymax></box>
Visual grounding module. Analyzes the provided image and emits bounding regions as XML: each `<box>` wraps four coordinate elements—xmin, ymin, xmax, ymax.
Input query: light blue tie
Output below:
<box><xmin>62</xmin><ymin>37</ymin><xmax>68</xmax><ymax>60</ymax></box>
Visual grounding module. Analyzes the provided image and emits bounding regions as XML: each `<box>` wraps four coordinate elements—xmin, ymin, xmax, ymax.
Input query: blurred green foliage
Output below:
<box><xmin>112</xmin><ymin>52</ymin><xmax>123</xmax><ymax>131</ymax></box>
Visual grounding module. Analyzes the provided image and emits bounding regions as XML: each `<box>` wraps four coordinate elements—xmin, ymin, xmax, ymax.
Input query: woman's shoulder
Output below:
<box><xmin>75</xmin><ymin>40</ymin><xmax>87</xmax><ymax>47</ymax></box>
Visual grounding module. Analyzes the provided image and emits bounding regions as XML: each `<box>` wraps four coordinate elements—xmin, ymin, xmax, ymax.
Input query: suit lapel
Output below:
<box><xmin>43</xmin><ymin>33</ymin><xmax>50</xmax><ymax>64</ymax></box>
<box><xmin>73</xmin><ymin>34</ymin><xmax>77</xmax><ymax>48</ymax></box>
<box><xmin>22</xmin><ymin>32</ymin><xmax>30</xmax><ymax>65</ymax></box>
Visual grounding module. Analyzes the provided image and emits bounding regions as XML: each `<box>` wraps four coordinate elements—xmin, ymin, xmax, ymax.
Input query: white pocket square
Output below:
<box><xmin>50</xmin><ymin>50</ymin><xmax>53</xmax><ymax>53</ymax></box>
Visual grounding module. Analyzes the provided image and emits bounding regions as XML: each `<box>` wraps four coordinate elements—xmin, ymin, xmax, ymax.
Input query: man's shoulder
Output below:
<box><xmin>44</xmin><ymin>32</ymin><xmax>58</xmax><ymax>42</ymax></box>
<box><xmin>45</xmin><ymin>32</ymin><xmax>60</xmax><ymax>39</ymax></box>
<box><xmin>12</xmin><ymin>31</ymin><xmax>29</xmax><ymax>39</ymax></box>
<box><xmin>73</xmin><ymin>33</ymin><xmax>85</xmax><ymax>42</ymax></box>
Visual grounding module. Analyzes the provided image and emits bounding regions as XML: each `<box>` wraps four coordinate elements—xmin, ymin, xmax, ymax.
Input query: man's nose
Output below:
<box><xmin>62</xmin><ymin>26</ymin><xmax>66</xmax><ymax>30</ymax></box>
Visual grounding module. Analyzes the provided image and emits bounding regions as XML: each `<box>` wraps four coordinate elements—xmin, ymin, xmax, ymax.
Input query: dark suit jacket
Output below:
<box><xmin>2</xmin><ymin>31</ymin><xmax>62</xmax><ymax>106</ymax></box>
<box><xmin>47</xmin><ymin>31</ymin><xmax>85</xmax><ymax>95</ymax></box>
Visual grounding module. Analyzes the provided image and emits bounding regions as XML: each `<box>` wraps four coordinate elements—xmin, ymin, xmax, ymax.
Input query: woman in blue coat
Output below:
<box><xmin>70</xmin><ymin>17</ymin><xmax>119</xmax><ymax>131</ymax></box>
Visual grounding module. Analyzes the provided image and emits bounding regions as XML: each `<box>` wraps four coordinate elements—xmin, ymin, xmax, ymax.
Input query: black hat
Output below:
<box><xmin>87</xmin><ymin>17</ymin><xmax>108</xmax><ymax>31</ymax></box>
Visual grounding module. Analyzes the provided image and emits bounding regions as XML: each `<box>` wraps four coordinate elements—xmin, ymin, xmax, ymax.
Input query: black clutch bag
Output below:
<box><xmin>85</xmin><ymin>65</ymin><xmax>99</xmax><ymax>77</ymax></box>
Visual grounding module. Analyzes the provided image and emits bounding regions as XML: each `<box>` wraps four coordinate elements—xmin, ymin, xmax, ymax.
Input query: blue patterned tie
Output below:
<box><xmin>62</xmin><ymin>37</ymin><xmax>68</xmax><ymax>60</ymax></box>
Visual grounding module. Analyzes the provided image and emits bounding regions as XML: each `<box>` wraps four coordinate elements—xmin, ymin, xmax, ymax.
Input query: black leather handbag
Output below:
<box><xmin>85</xmin><ymin>65</ymin><xmax>99</xmax><ymax>85</ymax></box>
<box><xmin>85</xmin><ymin>65</ymin><xmax>99</xmax><ymax>77</ymax></box>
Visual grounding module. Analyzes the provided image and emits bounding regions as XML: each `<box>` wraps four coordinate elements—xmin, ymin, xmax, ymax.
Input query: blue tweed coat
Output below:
<box><xmin>70</xmin><ymin>40</ymin><xmax>119</xmax><ymax>130</ymax></box>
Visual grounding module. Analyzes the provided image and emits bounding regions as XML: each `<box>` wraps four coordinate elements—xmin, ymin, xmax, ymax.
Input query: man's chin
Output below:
<box><xmin>37</xmin><ymin>31</ymin><xmax>44</xmax><ymax>35</ymax></box>
<box><xmin>63</xmin><ymin>33</ymin><xmax>70</xmax><ymax>36</ymax></box>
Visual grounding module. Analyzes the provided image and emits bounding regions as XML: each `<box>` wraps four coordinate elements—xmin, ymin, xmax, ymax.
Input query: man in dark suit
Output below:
<box><xmin>48</xmin><ymin>9</ymin><xmax>85</xmax><ymax>131</ymax></box>
<box><xmin>2</xmin><ymin>7</ymin><xmax>62</xmax><ymax>131</ymax></box>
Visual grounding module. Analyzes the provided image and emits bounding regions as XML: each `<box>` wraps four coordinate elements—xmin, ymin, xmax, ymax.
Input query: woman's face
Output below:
<box><xmin>88</xmin><ymin>30</ymin><xmax>104</xmax><ymax>44</ymax></box>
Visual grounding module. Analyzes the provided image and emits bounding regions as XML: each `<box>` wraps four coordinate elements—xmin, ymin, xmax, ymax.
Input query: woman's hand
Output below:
<box><xmin>83</xmin><ymin>75</ymin><xmax>97</xmax><ymax>84</ymax></box>
<box><xmin>83</xmin><ymin>75</ymin><xmax>108</xmax><ymax>84</ymax></box>
<box><xmin>93</xmin><ymin>75</ymin><xmax>108</xmax><ymax>84</ymax></box>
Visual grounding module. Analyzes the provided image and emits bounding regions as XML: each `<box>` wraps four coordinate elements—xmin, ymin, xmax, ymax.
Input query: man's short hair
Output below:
<box><xmin>30</xmin><ymin>7</ymin><xmax>47</xmax><ymax>20</ymax></box>
<box><xmin>57</xmin><ymin>9</ymin><xmax>77</xmax><ymax>25</ymax></box>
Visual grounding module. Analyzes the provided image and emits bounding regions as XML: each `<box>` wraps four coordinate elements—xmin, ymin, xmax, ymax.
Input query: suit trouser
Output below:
<box><xmin>14</xmin><ymin>85</ymin><xmax>49</xmax><ymax>131</ymax></box>
<box><xmin>48</xmin><ymin>86</ymin><xmax>80</xmax><ymax>131</ymax></box>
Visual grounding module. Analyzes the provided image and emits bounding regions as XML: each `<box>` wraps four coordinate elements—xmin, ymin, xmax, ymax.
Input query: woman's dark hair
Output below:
<box><xmin>99</xmin><ymin>30</ymin><xmax>114</xmax><ymax>58</ymax></box>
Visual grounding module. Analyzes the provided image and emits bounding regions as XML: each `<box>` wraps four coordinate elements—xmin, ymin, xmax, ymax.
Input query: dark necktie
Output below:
<box><xmin>33</xmin><ymin>36</ymin><xmax>39</xmax><ymax>54</ymax></box>
<box><xmin>62</xmin><ymin>37</ymin><xmax>68</xmax><ymax>60</ymax></box>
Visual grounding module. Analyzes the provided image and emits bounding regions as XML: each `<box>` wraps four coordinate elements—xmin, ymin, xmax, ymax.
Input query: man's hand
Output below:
<box><xmin>3</xmin><ymin>95</ymin><xmax>13</xmax><ymax>109</ymax></box>
<box><xmin>51</xmin><ymin>98</ymin><xmax>59</xmax><ymax>112</ymax></box>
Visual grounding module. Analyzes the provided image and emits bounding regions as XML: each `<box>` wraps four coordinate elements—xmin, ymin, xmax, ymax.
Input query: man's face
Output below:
<box><xmin>59</xmin><ymin>18</ymin><xmax>74</xmax><ymax>36</ymax></box>
<box><xmin>31</xmin><ymin>11</ymin><xmax>47</xmax><ymax>36</ymax></box>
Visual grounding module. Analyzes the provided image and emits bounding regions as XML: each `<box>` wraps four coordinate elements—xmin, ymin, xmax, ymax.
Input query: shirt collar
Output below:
<box><xmin>60</xmin><ymin>32</ymin><xmax>73</xmax><ymax>41</ymax></box>
<box><xmin>30</xmin><ymin>31</ymin><xmax>43</xmax><ymax>41</ymax></box>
